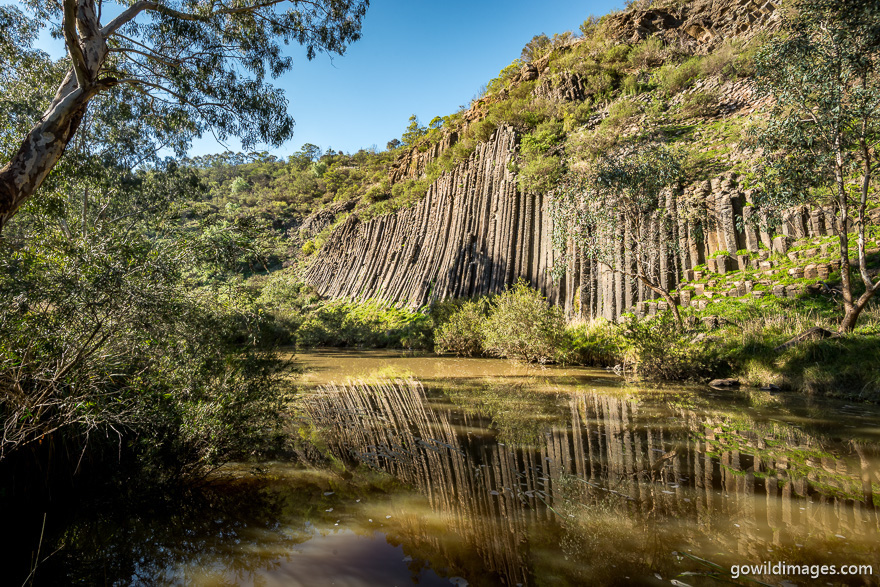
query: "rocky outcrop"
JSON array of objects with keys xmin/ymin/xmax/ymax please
[
  {"xmin": 299, "ymin": 198, "xmax": 359, "ymax": 240},
  {"xmin": 303, "ymin": 0, "xmax": 868, "ymax": 320},
  {"xmin": 306, "ymin": 126, "xmax": 577, "ymax": 310},
  {"xmin": 389, "ymin": 131, "xmax": 459, "ymax": 184},
  {"xmin": 607, "ymin": 0, "xmax": 781, "ymax": 51},
  {"xmin": 306, "ymin": 122, "xmax": 849, "ymax": 321}
]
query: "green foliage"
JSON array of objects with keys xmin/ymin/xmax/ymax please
[
  {"xmin": 521, "ymin": 32, "xmax": 575, "ymax": 63},
  {"xmin": 486, "ymin": 59, "xmax": 526, "ymax": 94},
  {"xmin": 401, "ymin": 114, "xmax": 428, "ymax": 147},
  {"xmin": 481, "ymin": 280, "xmax": 565, "ymax": 364},
  {"xmin": 601, "ymin": 43, "xmax": 631, "ymax": 65},
  {"xmin": 681, "ymin": 90, "xmax": 719, "ymax": 118},
  {"xmin": 701, "ymin": 39, "xmax": 740, "ymax": 78},
  {"xmin": 0, "ymin": 169, "xmax": 288, "ymax": 482},
  {"xmin": 296, "ymin": 299, "xmax": 432, "ymax": 349},
  {"xmin": 434, "ymin": 300, "xmax": 488, "ymax": 356},
  {"xmin": 748, "ymin": 0, "xmax": 880, "ymax": 330},
  {"xmin": 254, "ymin": 269, "xmax": 321, "ymax": 344},
  {"xmin": 562, "ymin": 320, "xmax": 623, "ymax": 366},
  {"xmin": 628, "ymin": 36, "xmax": 666, "ymax": 69},
  {"xmin": 517, "ymin": 121, "xmax": 565, "ymax": 194},
  {"xmin": 654, "ymin": 57, "xmax": 703, "ymax": 96},
  {"xmin": 621, "ymin": 313, "xmax": 723, "ymax": 380},
  {"xmin": 517, "ymin": 154, "xmax": 563, "ymax": 195}
]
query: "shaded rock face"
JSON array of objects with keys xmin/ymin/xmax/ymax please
[{"xmin": 306, "ymin": 126, "xmax": 572, "ymax": 310}]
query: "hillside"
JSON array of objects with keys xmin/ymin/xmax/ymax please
[{"xmin": 295, "ymin": 0, "xmax": 873, "ymax": 320}]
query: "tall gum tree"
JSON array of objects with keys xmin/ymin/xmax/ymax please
[
  {"xmin": 750, "ymin": 0, "xmax": 880, "ymax": 332},
  {"xmin": 0, "ymin": 0, "xmax": 369, "ymax": 231}
]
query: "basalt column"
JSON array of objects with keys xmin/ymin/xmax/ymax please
[{"xmin": 305, "ymin": 125, "xmax": 580, "ymax": 310}]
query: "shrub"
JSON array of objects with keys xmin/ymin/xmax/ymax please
[
  {"xmin": 301, "ymin": 240, "xmax": 317, "ymax": 256},
  {"xmin": 0, "ymin": 225, "xmax": 288, "ymax": 485},
  {"xmin": 655, "ymin": 57, "xmax": 703, "ymax": 96},
  {"xmin": 621, "ymin": 312, "xmax": 724, "ymax": 380},
  {"xmin": 562, "ymin": 320, "xmax": 623, "ymax": 366},
  {"xmin": 517, "ymin": 121, "xmax": 565, "ymax": 194},
  {"xmin": 434, "ymin": 300, "xmax": 487, "ymax": 356},
  {"xmin": 602, "ymin": 99, "xmax": 641, "ymax": 131},
  {"xmin": 601, "ymin": 43, "xmax": 631, "ymax": 65},
  {"xmin": 296, "ymin": 299, "xmax": 432, "ymax": 349},
  {"xmin": 621, "ymin": 74, "xmax": 641, "ymax": 96},
  {"xmin": 628, "ymin": 36, "xmax": 665, "ymax": 69},
  {"xmin": 517, "ymin": 154, "xmax": 562, "ymax": 194},
  {"xmin": 481, "ymin": 280, "xmax": 565, "ymax": 363},
  {"xmin": 584, "ymin": 70, "xmax": 617, "ymax": 99},
  {"xmin": 681, "ymin": 90, "xmax": 719, "ymax": 118},
  {"xmin": 702, "ymin": 39, "xmax": 739, "ymax": 77},
  {"xmin": 255, "ymin": 269, "xmax": 319, "ymax": 344}
]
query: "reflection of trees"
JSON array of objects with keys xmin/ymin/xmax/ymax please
[
  {"xmin": 304, "ymin": 380, "xmax": 880, "ymax": 584},
  {"xmin": 36, "ymin": 474, "xmax": 326, "ymax": 584}
]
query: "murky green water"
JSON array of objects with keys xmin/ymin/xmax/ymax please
[{"xmin": 31, "ymin": 351, "xmax": 880, "ymax": 585}]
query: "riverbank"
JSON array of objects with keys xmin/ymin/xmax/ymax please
[{"xmin": 256, "ymin": 273, "xmax": 880, "ymax": 401}]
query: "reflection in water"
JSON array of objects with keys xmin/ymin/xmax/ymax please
[
  {"xmin": 21, "ymin": 363, "xmax": 880, "ymax": 586},
  {"xmin": 302, "ymin": 379, "xmax": 880, "ymax": 585}
]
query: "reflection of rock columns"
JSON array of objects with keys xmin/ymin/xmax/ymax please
[{"xmin": 304, "ymin": 381, "xmax": 880, "ymax": 580}]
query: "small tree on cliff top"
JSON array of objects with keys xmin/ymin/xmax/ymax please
[
  {"xmin": 749, "ymin": 0, "xmax": 880, "ymax": 332},
  {"xmin": 552, "ymin": 142, "xmax": 685, "ymax": 328},
  {"xmin": 0, "ymin": 0, "xmax": 369, "ymax": 232}
]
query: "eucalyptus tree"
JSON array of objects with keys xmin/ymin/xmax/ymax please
[
  {"xmin": 750, "ymin": 0, "xmax": 880, "ymax": 332},
  {"xmin": 0, "ymin": 0, "xmax": 369, "ymax": 231},
  {"xmin": 552, "ymin": 142, "xmax": 686, "ymax": 328}
]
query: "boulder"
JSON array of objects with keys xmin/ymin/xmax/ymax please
[
  {"xmin": 772, "ymin": 236, "xmax": 791, "ymax": 254},
  {"xmin": 774, "ymin": 327, "xmax": 836, "ymax": 352},
  {"xmin": 709, "ymin": 378, "xmax": 740, "ymax": 387}
]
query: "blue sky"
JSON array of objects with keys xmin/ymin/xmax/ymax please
[{"xmin": 34, "ymin": 0, "xmax": 624, "ymax": 158}]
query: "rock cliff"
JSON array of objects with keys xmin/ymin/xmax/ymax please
[{"xmin": 303, "ymin": 0, "xmax": 874, "ymax": 320}]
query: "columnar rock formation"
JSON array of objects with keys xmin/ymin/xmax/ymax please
[
  {"xmin": 306, "ymin": 125, "xmax": 578, "ymax": 312},
  {"xmin": 304, "ymin": 122, "xmax": 845, "ymax": 320},
  {"xmin": 303, "ymin": 0, "xmax": 878, "ymax": 319}
]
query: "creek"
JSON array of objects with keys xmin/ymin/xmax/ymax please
[{"xmin": 21, "ymin": 351, "xmax": 880, "ymax": 585}]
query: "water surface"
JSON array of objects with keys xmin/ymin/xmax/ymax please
[{"xmin": 31, "ymin": 351, "xmax": 880, "ymax": 585}]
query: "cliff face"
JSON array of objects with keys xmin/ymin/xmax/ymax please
[
  {"xmin": 303, "ymin": 0, "xmax": 846, "ymax": 319},
  {"xmin": 305, "ymin": 126, "xmax": 572, "ymax": 310},
  {"xmin": 605, "ymin": 0, "xmax": 781, "ymax": 49},
  {"xmin": 305, "ymin": 120, "xmax": 842, "ymax": 320}
]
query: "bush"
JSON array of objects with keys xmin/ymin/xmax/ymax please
[
  {"xmin": 655, "ymin": 57, "xmax": 703, "ymax": 96},
  {"xmin": 562, "ymin": 320, "xmax": 623, "ymax": 366},
  {"xmin": 681, "ymin": 90, "xmax": 719, "ymax": 118},
  {"xmin": 601, "ymin": 43, "xmax": 631, "ymax": 65},
  {"xmin": 702, "ymin": 40, "xmax": 739, "ymax": 77},
  {"xmin": 481, "ymin": 280, "xmax": 565, "ymax": 363},
  {"xmin": 0, "ymin": 225, "xmax": 288, "ymax": 485},
  {"xmin": 255, "ymin": 269, "xmax": 320, "ymax": 344},
  {"xmin": 434, "ymin": 300, "xmax": 487, "ymax": 356},
  {"xmin": 296, "ymin": 299, "xmax": 432, "ymax": 349},
  {"xmin": 621, "ymin": 312, "xmax": 723, "ymax": 380},
  {"xmin": 517, "ymin": 121, "xmax": 565, "ymax": 194},
  {"xmin": 628, "ymin": 36, "xmax": 665, "ymax": 69},
  {"xmin": 601, "ymin": 99, "xmax": 641, "ymax": 131}
]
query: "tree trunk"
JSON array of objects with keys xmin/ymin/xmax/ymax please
[
  {"xmin": 839, "ymin": 287, "xmax": 878, "ymax": 332},
  {"xmin": 0, "ymin": 0, "xmax": 108, "ymax": 232},
  {"xmin": 0, "ymin": 98, "xmax": 89, "ymax": 230}
]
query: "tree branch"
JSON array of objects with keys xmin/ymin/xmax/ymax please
[{"xmin": 63, "ymin": 0, "xmax": 90, "ymax": 88}]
